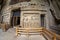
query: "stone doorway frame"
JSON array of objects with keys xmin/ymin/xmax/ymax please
[{"xmin": 10, "ymin": 8, "xmax": 21, "ymax": 27}]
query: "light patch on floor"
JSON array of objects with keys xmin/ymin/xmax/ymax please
[{"xmin": 0, "ymin": 28, "xmax": 46, "ymax": 40}]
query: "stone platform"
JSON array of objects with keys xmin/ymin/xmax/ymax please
[{"xmin": 0, "ymin": 28, "xmax": 46, "ymax": 40}]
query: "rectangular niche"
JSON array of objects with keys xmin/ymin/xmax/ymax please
[{"xmin": 23, "ymin": 13, "xmax": 40, "ymax": 28}]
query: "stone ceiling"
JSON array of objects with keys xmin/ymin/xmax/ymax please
[{"xmin": 0, "ymin": 0, "xmax": 60, "ymax": 20}]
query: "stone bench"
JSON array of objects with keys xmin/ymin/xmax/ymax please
[{"xmin": 16, "ymin": 27, "xmax": 43, "ymax": 36}]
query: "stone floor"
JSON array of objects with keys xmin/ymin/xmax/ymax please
[{"xmin": 0, "ymin": 28, "xmax": 46, "ymax": 40}]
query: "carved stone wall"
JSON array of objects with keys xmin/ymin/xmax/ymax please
[{"xmin": 1, "ymin": 0, "xmax": 56, "ymax": 29}]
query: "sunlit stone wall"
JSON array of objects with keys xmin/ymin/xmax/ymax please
[{"xmin": 1, "ymin": 0, "xmax": 56, "ymax": 29}]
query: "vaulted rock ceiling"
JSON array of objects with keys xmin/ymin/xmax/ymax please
[
  {"xmin": 10, "ymin": 0, "xmax": 31, "ymax": 5},
  {"xmin": 50, "ymin": 0, "xmax": 60, "ymax": 20},
  {"xmin": 0, "ymin": 0, "xmax": 60, "ymax": 20},
  {"xmin": 0, "ymin": 0, "xmax": 6, "ymax": 10}
]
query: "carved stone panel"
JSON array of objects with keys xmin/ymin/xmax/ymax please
[{"xmin": 23, "ymin": 13, "xmax": 40, "ymax": 28}]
